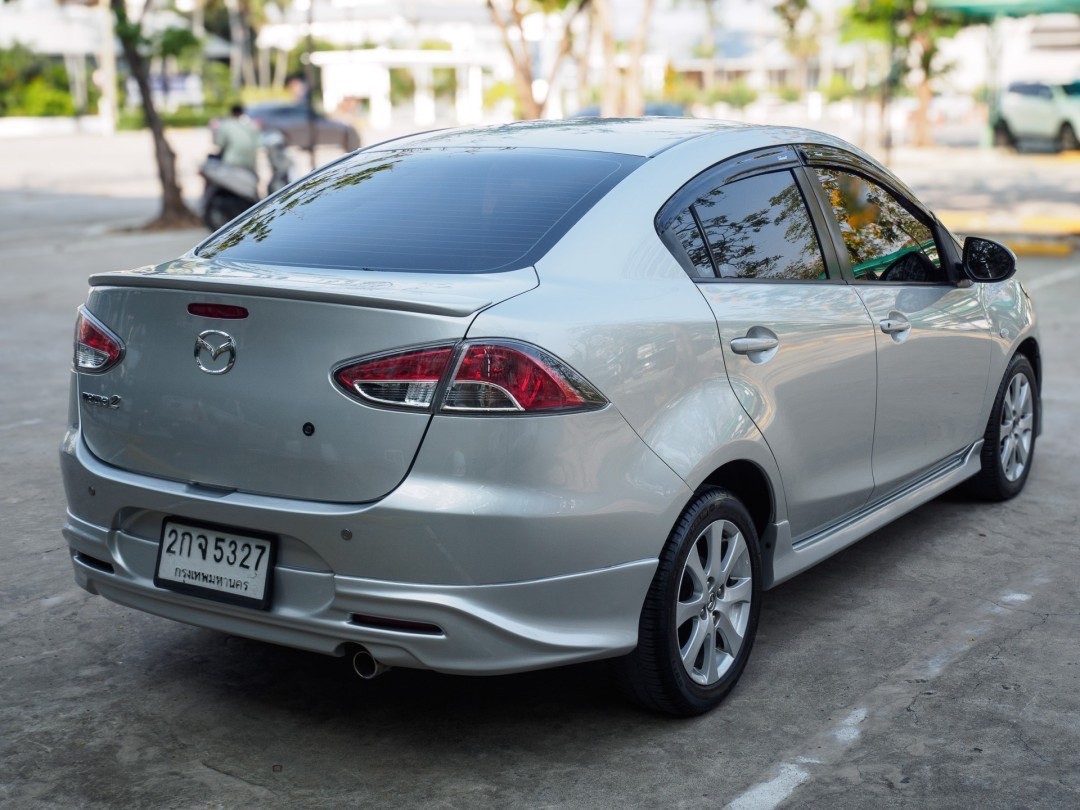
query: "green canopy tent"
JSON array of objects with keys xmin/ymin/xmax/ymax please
[{"xmin": 929, "ymin": 0, "xmax": 1080, "ymax": 15}]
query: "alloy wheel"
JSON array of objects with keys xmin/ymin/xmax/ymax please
[
  {"xmin": 675, "ymin": 519, "xmax": 753, "ymax": 686},
  {"xmin": 999, "ymin": 372, "xmax": 1034, "ymax": 482}
]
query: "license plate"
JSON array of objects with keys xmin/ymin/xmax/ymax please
[{"xmin": 154, "ymin": 518, "xmax": 276, "ymax": 610}]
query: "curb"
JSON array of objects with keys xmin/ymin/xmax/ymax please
[{"xmin": 937, "ymin": 211, "xmax": 1079, "ymax": 257}]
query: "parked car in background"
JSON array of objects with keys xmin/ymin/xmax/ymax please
[
  {"xmin": 62, "ymin": 119, "xmax": 1039, "ymax": 716},
  {"xmin": 994, "ymin": 80, "xmax": 1080, "ymax": 150},
  {"xmin": 243, "ymin": 102, "xmax": 361, "ymax": 151}
]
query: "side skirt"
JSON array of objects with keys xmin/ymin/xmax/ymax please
[{"xmin": 762, "ymin": 441, "xmax": 984, "ymax": 589}]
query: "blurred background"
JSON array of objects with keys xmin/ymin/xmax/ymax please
[{"xmin": 1, "ymin": 0, "xmax": 1078, "ymax": 242}]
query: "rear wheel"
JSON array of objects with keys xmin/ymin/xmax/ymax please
[
  {"xmin": 615, "ymin": 488, "xmax": 761, "ymax": 716},
  {"xmin": 993, "ymin": 120, "xmax": 1016, "ymax": 148},
  {"xmin": 1059, "ymin": 123, "xmax": 1079, "ymax": 151},
  {"xmin": 966, "ymin": 354, "xmax": 1038, "ymax": 501}
]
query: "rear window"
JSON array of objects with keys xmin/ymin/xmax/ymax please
[{"xmin": 197, "ymin": 147, "xmax": 642, "ymax": 273}]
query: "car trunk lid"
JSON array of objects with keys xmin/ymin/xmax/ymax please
[{"xmin": 77, "ymin": 258, "xmax": 537, "ymax": 503}]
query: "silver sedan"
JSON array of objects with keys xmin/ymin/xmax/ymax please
[{"xmin": 61, "ymin": 119, "xmax": 1040, "ymax": 715}]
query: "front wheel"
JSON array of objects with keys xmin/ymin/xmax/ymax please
[
  {"xmin": 966, "ymin": 354, "xmax": 1039, "ymax": 501},
  {"xmin": 615, "ymin": 488, "xmax": 761, "ymax": 716}
]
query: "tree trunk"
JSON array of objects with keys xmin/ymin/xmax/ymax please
[
  {"xmin": 111, "ymin": 0, "xmax": 200, "ymax": 229},
  {"xmin": 702, "ymin": 0, "xmax": 719, "ymax": 92},
  {"xmin": 624, "ymin": 0, "xmax": 655, "ymax": 117},
  {"xmin": 912, "ymin": 33, "xmax": 934, "ymax": 148},
  {"xmin": 486, "ymin": 0, "xmax": 542, "ymax": 119},
  {"xmin": 273, "ymin": 48, "xmax": 288, "ymax": 91},
  {"xmin": 225, "ymin": 0, "xmax": 245, "ymax": 90},
  {"xmin": 593, "ymin": 0, "xmax": 619, "ymax": 116}
]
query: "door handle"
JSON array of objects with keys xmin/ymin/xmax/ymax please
[
  {"xmin": 879, "ymin": 318, "xmax": 911, "ymax": 335},
  {"xmin": 730, "ymin": 336, "xmax": 780, "ymax": 355}
]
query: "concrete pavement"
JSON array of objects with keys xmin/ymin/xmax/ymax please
[{"xmin": 1, "ymin": 128, "xmax": 1079, "ymax": 808}]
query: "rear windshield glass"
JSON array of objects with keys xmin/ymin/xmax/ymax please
[{"xmin": 197, "ymin": 147, "xmax": 642, "ymax": 273}]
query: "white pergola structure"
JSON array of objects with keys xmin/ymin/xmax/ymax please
[{"xmin": 311, "ymin": 48, "xmax": 507, "ymax": 132}]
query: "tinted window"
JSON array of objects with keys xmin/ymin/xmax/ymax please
[
  {"xmin": 815, "ymin": 168, "xmax": 945, "ymax": 283},
  {"xmin": 688, "ymin": 171, "xmax": 826, "ymax": 281},
  {"xmin": 666, "ymin": 206, "xmax": 713, "ymax": 279},
  {"xmin": 198, "ymin": 148, "xmax": 640, "ymax": 273}
]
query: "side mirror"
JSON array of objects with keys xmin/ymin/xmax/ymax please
[{"xmin": 962, "ymin": 236, "xmax": 1016, "ymax": 283}]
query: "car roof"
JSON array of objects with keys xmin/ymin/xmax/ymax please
[
  {"xmin": 367, "ymin": 118, "xmax": 751, "ymax": 158},
  {"xmin": 367, "ymin": 117, "xmax": 867, "ymax": 160}
]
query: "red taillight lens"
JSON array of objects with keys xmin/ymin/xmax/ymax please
[
  {"xmin": 333, "ymin": 341, "xmax": 607, "ymax": 414},
  {"xmin": 74, "ymin": 309, "xmax": 123, "ymax": 373},
  {"xmin": 334, "ymin": 345, "xmax": 454, "ymax": 409},
  {"xmin": 445, "ymin": 342, "xmax": 605, "ymax": 413}
]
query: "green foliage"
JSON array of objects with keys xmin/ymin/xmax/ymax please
[
  {"xmin": 712, "ymin": 81, "xmax": 758, "ymax": 110},
  {"xmin": 844, "ymin": 0, "xmax": 967, "ymax": 79},
  {"xmin": 286, "ymin": 39, "xmax": 351, "ymax": 79},
  {"xmin": 389, "ymin": 68, "xmax": 415, "ymax": 105},
  {"xmin": 0, "ymin": 42, "xmax": 76, "ymax": 117},
  {"xmin": 483, "ymin": 79, "xmax": 516, "ymax": 110},
  {"xmin": 118, "ymin": 105, "xmax": 225, "ymax": 130},
  {"xmin": 823, "ymin": 73, "xmax": 856, "ymax": 102},
  {"xmin": 777, "ymin": 85, "xmax": 801, "ymax": 103},
  {"xmin": 158, "ymin": 27, "xmax": 201, "ymax": 60},
  {"xmin": 203, "ymin": 61, "xmax": 236, "ymax": 108}
]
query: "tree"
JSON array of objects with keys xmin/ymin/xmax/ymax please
[
  {"xmin": 485, "ymin": 0, "xmax": 591, "ymax": 119},
  {"xmin": 773, "ymin": 0, "xmax": 820, "ymax": 93},
  {"xmin": 111, "ymin": 0, "xmax": 200, "ymax": 228},
  {"xmin": 590, "ymin": 0, "xmax": 657, "ymax": 117},
  {"xmin": 845, "ymin": 0, "xmax": 967, "ymax": 148}
]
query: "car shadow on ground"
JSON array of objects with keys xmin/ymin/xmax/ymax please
[{"xmin": 131, "ymin": 485, "xmax": 1003, "ymax": 733}]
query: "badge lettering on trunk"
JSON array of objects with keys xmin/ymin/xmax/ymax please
[{"xmin": 195, "ymin": 330, "xmax": 236, "ymax": 375}]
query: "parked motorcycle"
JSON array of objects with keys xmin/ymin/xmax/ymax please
[{"xmin": 200, "ymin": 129, "xmax": 294, "ymax": 231}]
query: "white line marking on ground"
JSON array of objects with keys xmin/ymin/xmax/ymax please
[
  {"xmin": 722, "ymin": 575, "xmax": 1052, "ymax": 808},
  {"xmin": 832, "ymin": 707, "xmax": 867, "ymax": 744},
  {"xmin": 1001, "ymin": 592, "xmax": 1032, "ymax": 603},
  {"xmin": 725, "ymin": 763, "xmax": 812, "ymax": 810},
  {"xmin": 1023, "ymin": 263, "xmax": 1080, "ymax": 292}
]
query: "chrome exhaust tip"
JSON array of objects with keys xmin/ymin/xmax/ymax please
[{"xmin": 352, "ymin": 647, "xmax": 390, "ymax": 680}]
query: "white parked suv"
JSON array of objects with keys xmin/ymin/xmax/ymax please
[{"xmin": 995, "ymin": 81, "xmax": 1080, "ymax": 150}]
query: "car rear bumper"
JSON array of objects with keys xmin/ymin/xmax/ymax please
[
  {"xmin": 59, "ymin": 405, "xmax": 686, "ymax": 673},
  {"xmin": 65, "ymin": 512, "xmax": 655, "ymax": 673}
]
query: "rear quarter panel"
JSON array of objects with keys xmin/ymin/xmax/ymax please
[{"xmin": 468, "ymin": 139, "xmax": 789, "ymax": 530}]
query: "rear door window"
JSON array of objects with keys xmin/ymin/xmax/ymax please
[
  {"xmin": 663, "ymin": 170, "xmax": 827, "ymax": 281},
  {"xmin": 197, "ymin": 148, "xmax": 642, "ymax": 273}
]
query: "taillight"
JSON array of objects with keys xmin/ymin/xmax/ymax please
[
  {"xmin": 334, "ymin": 345, "xmax": 454, "ymax": 409},
  {"xmin": 332, "ymin": 341, "xmax": 606, "ymax": 414},
  {"xmin": 444, "ymin": 342, "xmax": 605, "ymax": 413},
  {"xmin": 74, "ymin": 308, "xmax": 124, "ymax": 373}
]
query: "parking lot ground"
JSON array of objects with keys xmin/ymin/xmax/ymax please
[{"xmin": 1, "ymin": 133, "xmax": 1079, "ymax": 807}]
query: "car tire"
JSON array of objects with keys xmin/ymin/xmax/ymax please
[
  {"xmin": 1059, "ymin": 123, "xmax": 1079, "ymax": 151},
  {"xmin": 993, "ymin": 121, "xmax": 1016, "ymax": 148},
  {"xmin": 966, "ymin": 354, "xmax": 1038, "ymax": 501},
  {"xmin": 614, "ymin": 488, "xmax": 761, "ymax": 716},
  {"xmin": 203, "ymin": 190, "xmax": 253, "ymax": 232}
]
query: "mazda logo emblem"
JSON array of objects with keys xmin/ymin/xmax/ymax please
[{"xmin": 194, "ymin": 330, "xmax": 236, "ymax": 375}]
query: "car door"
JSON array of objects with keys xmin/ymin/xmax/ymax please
[
  {"xmin": 804, "ymin": 153, "xmax": 992, "ymax": 501},
  {"xmin": 1007, "ymin": 84, "xmax": 1056, "ymax": 138},
  {"xmin": 657, "ymin": 147, "xmax": 878, "ymax": 540}
]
